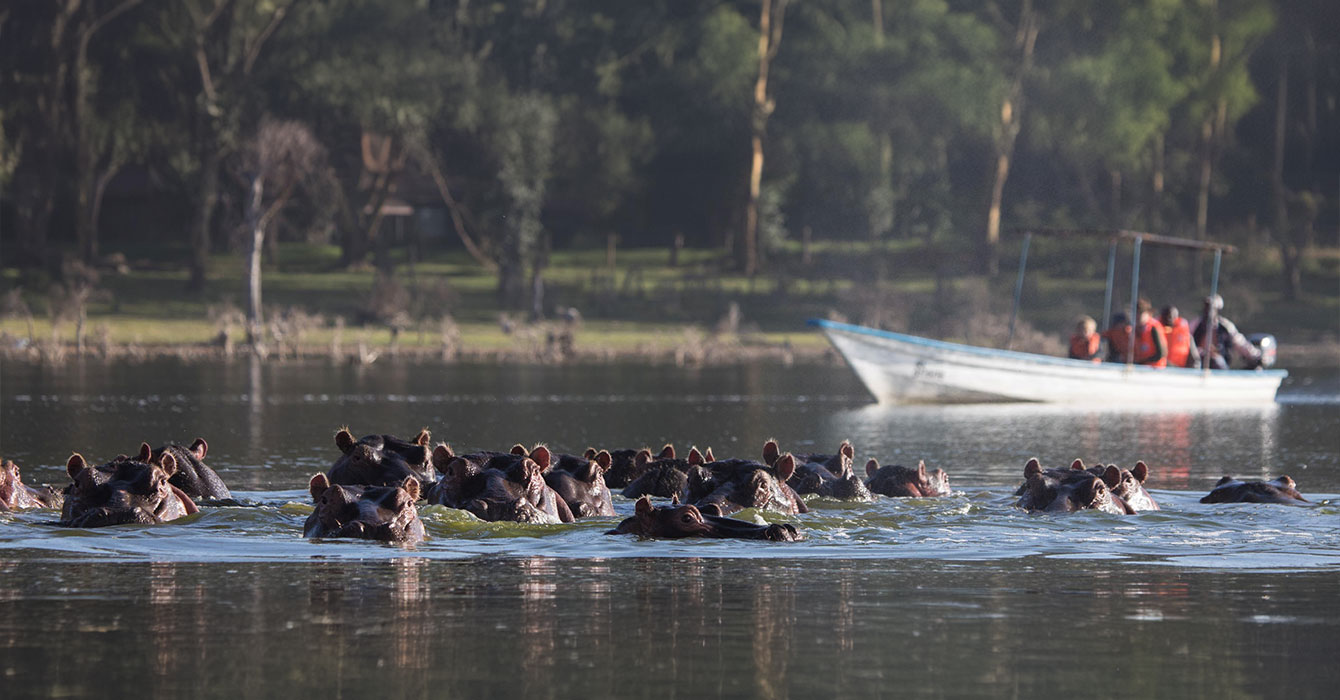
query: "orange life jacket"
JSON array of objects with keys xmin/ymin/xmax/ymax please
[
  {"xmin": 1134, "ymin": 319, "xmax": 1167, "ymax": 368},
  {"xmin": 1069, "ymin": 333, "xmax": 1101, "ymax": 362},
  {"xmin": 1163, "ymin": 318, "xmax": 1193, "ymax": 368},
  {"xmin": 1101, "ymin": 325, "xmax": 1131, "ymax": 362}
]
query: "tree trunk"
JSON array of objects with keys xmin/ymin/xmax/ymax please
[
  {"xmin": 244, "ymin": 174, "xmax": 266, "ymax": 346},
  {"xmin": 984, "ymin": 0, "xmax": 1037, "ymax": 277},
  {"xmin": 742, "ymin": 0, "xmax": 787, "ymax": 278},
  {"xmin": 189, "ymin": 149, "xmax": 220, "ymax": 292}
]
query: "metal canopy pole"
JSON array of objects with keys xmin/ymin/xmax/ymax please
[
  {"xmin": 1203, "ymin": 248, "xmax": 1223, "ymax": 375},
  {"xmin": 1125, "ymin": 236, "xmax": 1142, "ymax": 367},
  {"xmin": 1007, "ymin": 232, "xmax": 1032, "ymax": 350},
  {"xmin": 1102, "ymin": 239, "xmax": 1117, "ymax": 329}
]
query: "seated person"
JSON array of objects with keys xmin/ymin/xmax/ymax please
[
  {"xmin": 1068, "ymin": 316, "xmax": 1102, "ymax": 362},
  {"xmin": 1160, "ymin": 305, "xmax": 1200, "ymax": 368},
  {"xmin": 1190, "ymin": 295, "xmax": 1263, "ymax": 369},
  {"xmin": 1100, "ymin": 312, "xmax": 1132, "ymax": 363},
  {"xmin": 1131, "ymin": 298, "xmax": 1167, "ymax": 367}
]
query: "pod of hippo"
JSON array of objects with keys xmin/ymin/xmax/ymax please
[{"xmin": 0, "ymin": 430, "xmax": 1314, "ymax": 545}]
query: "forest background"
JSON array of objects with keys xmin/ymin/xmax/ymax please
[{"xmin": 1, "ymin": 0, "xmax": 1336, "ymax": 363}]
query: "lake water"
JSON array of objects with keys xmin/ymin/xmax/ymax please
[{"xmin": 1, "ymin": 358, "xmax": 1338, "ymax": 698}]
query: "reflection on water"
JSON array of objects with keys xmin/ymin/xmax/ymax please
[{"xmin": 1, "ymin": 359, "xmax": 1338, "ymax": 698}]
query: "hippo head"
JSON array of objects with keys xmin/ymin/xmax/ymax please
[
  {"xmin": 426, "ymin": 447, "xmax": 482, "ymax": 507},
  {"xmin": 305, "ymin": 473, "xmax": 425, "ymax": 544},
  {"xmin": 865, "ymin": 459, "xmax": 951, "ymax": 498},
  {"xmin": 331, "ymin": 428, "xmax": 434, "ymax": 487},
  {"xmin": 0, "ymin": 459, "xmax": 32, "ymax": 510},
  {"xmin": 1200, "ymin": 475, "xmax": 1309, "ymax": 505},
  {"xmin": 609, "ymin": 496, "xmax": 802, "ymax": 541},
  {"xmin": 1016, "ymin": 459, "xmax": 1130, "ymax": 515},
  {"xmin": 1099, "ymin": 462, "xmax": 1159, "ymax": 511},
  {"xmin": 60, "ymin": 444, "xmax": 199, "ymax": 527},
  {"xmin": 738, "ymin": 454, "xmax": 805, "ymax": 513}
]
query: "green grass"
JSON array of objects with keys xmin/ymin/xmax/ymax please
[{"xmin": 3, "ymin": 238, "xmax": 1336, "ymax": 354}]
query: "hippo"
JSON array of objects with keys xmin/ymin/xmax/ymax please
[
  {"xmin": 1, "ymin": 459, "xmax": 64, "ymax": 510},
  {"xmin": 304, "ymin": 473, "xmax": 425, "ymax": 544},
  {"xmin": 544, "ymin": 449, "xmax": 617, "ymax": 517},
  {"xmin": 607, "ymin": 496, "xmax": 802, "ymax": 541},
  {"xmin": 148, "ymin": 438, "xmax": 232, "ymax": 500},
  {"xmin": 793, "ymin": 440, "xmax": 855, "ymax": 474},
  {"xmin": 1014, "ymin": 458, "xmax": 1132, "ymax": 514},
  {"xmin": 865, "ymin": 459, "xmax": 951, "ymax": 498},
  {"xmin": 689, "ymin": 453, "xmax": 808, "ymax": 516},
  {"xmin": 1200, "ymin": 476, "xmax": 1309, "ymax": 505},
  {"xmin": 786, "ymin": 441, "xmax": 872, "ymax": 500},
  {"xmin": 328, "ymin": 427, "xmax": 437, "ymax": 488},
  {"xmin": 60, "ymin": 445, "xmax": 199, "ymax": 527},
  {"xmin": 621, "ymin": 446, "xmax": 710, "ymax": 500},
  {"xmin": 424, "ymin": 445, "xmax": 575, "ymax": 524},
  {"xmin": 1012, "ymin": 459, "xmax": 1157, "ymax": 511},
  {"xmin": 603, "ymin": 445, "xmax": 674, "ymax": 488}
]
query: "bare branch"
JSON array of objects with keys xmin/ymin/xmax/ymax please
[{"xmin": 243, "ymin": 0, "xmax": 300, "ymax": 76}]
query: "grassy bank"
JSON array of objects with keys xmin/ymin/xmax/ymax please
[{"xmin": 2, "ymin": 237, "xmax": 1337, "ymax": 366}]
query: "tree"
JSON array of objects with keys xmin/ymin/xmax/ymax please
[{"xmin": 742, "ymin": 0, "xmax": 789, "ymax": 277}]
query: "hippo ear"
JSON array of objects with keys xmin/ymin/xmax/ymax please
[
  {"xmin": 865, "ymin": 459, "xmax": 879, "ymax": 478},
  {"xmin": 775, "ymin": 454, "xmax": 795, "ymax": 481},
  {"xmin": 688, "ymin": 447, "xmax": 704, "ymax": 465},
  {"xmin": 66, "ymin": 454, "xmax": 89, "ymax": 479},
  {"xmin": 583, "ymin": 447, "xmax": 597, "ymax": 460},
  {"xmin": 704, "ymin": 447, "xmax": 715, "ymax": 463},
  {"xmin": 1070, "ymin": 459, "xmax": 1085, "ymax": 471},
  {"xmin": 401, "ymin": 476, "xmax": 421, "ymax": 501},
  {"xmin": 528, "ymin": 445, "xmax": 551, "ymax": 471},
  {"xmin": 635, "ymin": 449, "xmax": 652, "ymax": 466},
  {"xmin": 699, "ymin": 502, "xmax": 724, "ymax": 517},
  {"xmin": 190, "ymin": 438, "xmax": 208, "ymax": 461},
  {"xmin": 510, "ymin": 444, "xmax": 527, "ymax": 457},
  {"xmin": 1101, "ymin": 465, "xmax": 1121, "ymax": 488},
  {"xmin": 840, "ymin": 441, "xmax": 854, "ymax": 461},
  {"xmin": 670, "ymin": 493, "xmax": 680, "ymax": 505},
  {"xmin": 1215, "ymin": 475, "xmax": 1235, "ymax": 486},
  {"xmin": 1025, "ymin": 458, "xmax": 1042, "ymax": 478},
  {"xmin": 158, "ymin": 451, "xmax": 178, "ymax": 476},
  {"xmin": 635, "ymin": 495, "xmax": 653, "ymax": 516},
  {"xmin": 917, "ymin": 460, "xmax": 928, "ymax": 480},
  {"xmin": 336, "ymin": 428, "xmax": 355, "ymax": 454},
  {"xmin": 594, "ymin": 450, "xmax": 612, "ymax": 471},
  {"xmin": 309, "ymin": 473, "xmax": 330, "ymax": 499},
  {"xmin": 658, "ymin": 444, "xmax": 675, "ymax": 460},
  {"xmin": 431, "ymin": 444, "xmax": 455, "ymax": 469},
  {"xmin": 762, "ymin": 439, "xmax": 780, "ymax": 466},
  {"xmin": 137, "ymin": 442, "xmax": 153, "ymax": 463},
  {"xmin": 1132, "ymin": 461, "xmax": 1149, "ymax": 482},
  {"xmin": 413, "ymin": 428, "xmax": 431, "ymax": 446}
]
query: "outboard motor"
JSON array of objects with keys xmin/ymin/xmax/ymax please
[{"xmin": 1247, "ymin": 333, "xmax": 1277, "ymax": 369}]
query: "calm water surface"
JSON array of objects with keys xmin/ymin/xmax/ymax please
[{"xmin": 1, "ymin": 358, "xmax": 1338, "ymax": 698}]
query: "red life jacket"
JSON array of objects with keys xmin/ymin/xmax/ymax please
[
  {"xmin": 1101, "ymin": 325, "xmax": 1131, "ymax": 362},
  {"xmin": 1163, "ymin": 318, "xmax": 1193, "ymax": 368},
  {"xmin": 1069, "ymin": 333, "xmax": 1101, "ymax": 362},
  {"xmin": 1134, "ymin": 320, "xmax": 1167, "ymax": 368}
]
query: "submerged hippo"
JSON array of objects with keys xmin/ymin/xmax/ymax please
[
  {"xmin": 305, "ymin": 473, "xmax": 425, "ymax": 544},
  {"xmin": 148, "ymin": 438, "xmax": 232, "ymax": 500},
  {"xmin": 865, "ymin": 459, "xmax": 951, "ymax": 498},
  {"xmin": 621, "ymin": 446, "xmax": 710, "ymax": 500},
  {"xmin": 1014, "ymin": 458, "xmax": 1132, "ymax": 515},
  {"xmin": 1200, "ymin": 476, "xmax": 1309, "ymax": 505},
  {"xmin": 424, "ymin": 445, "xmax": 575, "ymax": 524},
  {"xmin": 603, "ymin": 445, "xmax": 674, "ymax": 488},
  {"xmin": 0, "ymin": 459, "xmax": 63, "ymax": 510},
  {"xmin": 689, "ymin": 452, "xmax": 808, "ymax": 516},
  {"xmin": 545, "ymin": 449, "xmax": 617, "ymax": 517},
  {"xmin": 60, "ymin": 445, "xmax": 199, "ymax": 527},
  {"xmin": 607, "ymin": 496, "xmax": 802, "ymax": 541},
  {"xmin": 328, "ymin": 427, "xmax": 437, "ymax": 488},
  {"xmin": 1086, "ymin": 460, "xmax": 1159, "ymax": 512},
  {"xmin": 785, "ymin": 442, "xmax": 871, "ymax": 500}
]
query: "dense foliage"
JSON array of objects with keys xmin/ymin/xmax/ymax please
[{"xmin": 1, "ymin": 0, "xmax": 1335, "ymax": 305}]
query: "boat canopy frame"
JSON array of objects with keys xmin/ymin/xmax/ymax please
[{"xmin": 1006, "ymin": 228, "xmax": 1236, "ymax": 374}]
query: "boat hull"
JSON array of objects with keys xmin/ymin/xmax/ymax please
[{"xmin": 812, "ymin": 320, "xmax": 1287, "ymax": 405}]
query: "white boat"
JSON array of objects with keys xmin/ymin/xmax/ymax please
[
  {"xmin": 813, "ymin": 228, "xmax": 1287, "ymax": 405},
  {"xmin": 812, "ymin": 319, "xmax": 1287, "ymax": 404}
]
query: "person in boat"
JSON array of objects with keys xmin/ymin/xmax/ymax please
[
  {"xmin": 1160, "ymin": 305, "xmax": 1200, "ymax": 369},
  {"xmin": 1068, "ymin": 316, "xmax": 1102, "ymax": 362},
  {"xmin": 1100, "ymin": 312, "xmax": 1132, "ymax": 363},
  {"xmin": 1131, "ymin": 299, "xmax": 1168, "ymax": 367},
  {"xmin": 1191, "ymin": 295, "xmax": 1263, "ymax": 370}
]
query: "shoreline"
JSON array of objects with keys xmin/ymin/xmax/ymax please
[{"xmin": 1, "ymin": 335, "xmax": 1335, "ymax": 370}]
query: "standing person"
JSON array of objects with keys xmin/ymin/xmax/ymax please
[
  {"xmin": 1160, "ymin": 305, "xmax": 1200, "ymax": 368},
  {"xmin": 1191, "ymin": 295, "xmax": 1263, "ymax": 369},
  {"xmin": 1101, "ymin": 312, "xmax": 1132, "ymax": 363},
  {"xmin": 1068, "ymin": 316, "xmax": 1102, "ymax": 362},
  {"xmin": 1132, "ymin": 299, "xmax": 1168, "ymax": 367}
]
